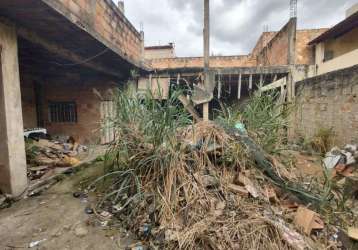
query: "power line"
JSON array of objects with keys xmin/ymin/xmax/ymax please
[{"xmin": 52, "ymin": 48, "xmax": 110, "ymax": 67}]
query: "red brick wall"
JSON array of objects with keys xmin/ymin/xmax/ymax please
[
  {"xmin": 21, "ymin": 77, "xmax": 37, "ymax": 129},
  {"xmin": 42, "ymin": 80, "xmax": 116, "ymax": 144},
  {"xmin": 251, "ymin": 32, "xmax": 277, "ymax": 57},
  {"xmin": 256, "ymin": 21, "xmax": 292, "ymax": 66},
  {"xmin": 295, "ymin": 29, "xmax": 328, "ymax": 65},
  {"xmin": 146, "ymin": 26, "xmax": 325, "ymax": 71},
  {"xmin": 256, "ymin": 23, "xmax": 327, "ymax": 66},
  {"xmin": 148, "ymin": 55, "xmax": 256, "ymax": 70},
  {"xmin": 20, "ymin": 75, "xmax": 116, "ymax": 144},
  {"xmin": 53, "ymin": 0, "xmax": 142, "ymax": 63}
]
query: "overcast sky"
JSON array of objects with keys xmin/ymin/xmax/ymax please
[{"xmin": 115, "ymin": 0, "xmax": 356, "ymax": 57}]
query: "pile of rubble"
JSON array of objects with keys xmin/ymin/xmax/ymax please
[
  {"xmin": 26, "ymin": 137, "xmax": 88, "ymax": 182},
  {"xmin": 83, "ymin": 121, "xmax": 358, "ymax": 250}
]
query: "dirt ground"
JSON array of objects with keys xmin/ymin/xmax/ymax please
[{"xmin": 0, "ymin": 164, "xmax": 134, "ymax": 250}]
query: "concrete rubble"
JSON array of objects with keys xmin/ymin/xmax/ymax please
[{"xmin": 26, "ymin": 137, "xmax": 87, "ymax": 181}]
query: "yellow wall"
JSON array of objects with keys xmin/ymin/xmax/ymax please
[
  {"xmin": 315, "ymin": 27, "xmax": 358, "ymax": 75},
  {"xmin": 317, "ymin": 48, "xmax": 358, "ymax": 75},
  {"xmin": 324, "ymin": 28, "xmax": 358, "ymax": 59}
]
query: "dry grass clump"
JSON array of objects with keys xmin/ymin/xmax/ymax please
[
  {"xmin": 88, "ymin": 89, "xmax": 330, "ymax": 249},
  {"xmin": 310, "ymin": 127, "xmax": 336, "ymax": 155}
]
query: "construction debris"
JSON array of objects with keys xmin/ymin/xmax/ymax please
[
  {"xmin": 57, "ymin": 90, "xmax": 356, "ymax": 249},
  {"xmin": 294, "ymin": 206, "xmax": 324, "ymax": 235},
  {"xmin": 0, "ymin": 194, "xmax": 11, "ymax": 209},
  {"xmin": 323, "ymin": 144, "xmax": 358, "ymax": 171},
  {"xmin": 26, "ymin": 137, "xmax": 87, "ymax": 181},
  {"xmin": 29, "ymin": 239, "xmax": 47, "ymax": 248},
  {"xmin": 348, "ymin": 227, "xmax": 358, "ymax": 241}
]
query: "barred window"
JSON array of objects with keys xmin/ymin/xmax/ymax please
[{"xmin": 48, "ymin": 102, "xmax": 77, "ymax": 123}]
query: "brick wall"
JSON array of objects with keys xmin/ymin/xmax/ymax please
[
  {"xmin": 256, "ymin": 20, "xmax": 293, "ymax": 66},
  {"xmin": 42, "ymin": 80, "xmax": 116, "ymax": 144},
  {"xmin": 20, "ymin": 77, "xmax": 116, "ymax": 144},
  {"xmin": 148, "ymin": 55, "xmax": 257, "ymax": 70},
  {"xmin": 293, "ymin": 65, "xmax": 358, "ymax": 146},
  {"xmin": 145, "ymin": 22, "xmax": 326, "ymax": 70},
  {"xmin": 144, "ymin": 46, "xmax": 175, "ymax": 60},
  {"xmin": 251, "ymin": 32, "xmax": 277, "ymax": 57},
  {"xmin": 51, "ymin": 0, "xmax": 142, "ymax": 63},
  {"xmin": 296, "ymin": 29, "xmax": 328, "ymax": 65},
  {"xmin": 21, "ymin": 78, "xmax": 37, "ymax": 129},
  {"xmin": 256, "ymin": 19, "xmax": 326, "ymax": 66}
]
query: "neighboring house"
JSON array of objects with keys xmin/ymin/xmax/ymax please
[
  {"xmin": 293, "ymin": 4, "xmax": 358, "ymax": 147},
  {"xmin": 309, "ymin": 5, "xmax": 358, "ymax": 75}
]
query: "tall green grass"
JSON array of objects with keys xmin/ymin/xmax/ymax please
[{"xmin": 217, "ymin": 91, "xmax": 290, "ymax": 152}]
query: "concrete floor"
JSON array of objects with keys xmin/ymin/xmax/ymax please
[{"xmin": 0, "ymin": 163, "xmax": 134, "ymax": 250}]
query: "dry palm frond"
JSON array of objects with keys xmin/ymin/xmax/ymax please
[{"xmin": 88, "ymin": 89, "xmax": 331, "ymax": 250}]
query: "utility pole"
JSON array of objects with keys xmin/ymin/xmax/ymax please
[{"xmin": 203, "ymin": 0, "xmax": 210, "ymax": 121}]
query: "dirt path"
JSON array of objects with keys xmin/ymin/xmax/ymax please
[{"xmin": 0, "ymin": 164, "xmax": 134, "ymax": 250}]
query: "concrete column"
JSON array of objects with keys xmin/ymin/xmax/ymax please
[
  {"xmin": 140, "ymin": 31, "xmax": 145, "ymax": 63},
  {"xmin": 259, "ymin": 74, "xmax": 263, "ymax": 95},
  {"xmin": 218, "ymin": 75, "xmax": 222, "ymax": 99},
  {"xmin": 203, "ymin": 103, "xmax": 209, "ymax": 121},
  {"xmin": 203, "ymin": 0, "xmax": 210, "ymax": 76},
  {"xmin": 259, "ymin": 74, "xmax": 263, "ymax": 89},
  {"xmin": 288, "ymin": 17, "xmax": 297, "ymax": 66},
  {"xmin": 0, "ymin": 22, "xmax": 28, "ymax": 196},
  {"xmin": 249, "ymin": 74, "xmax": 253, "ymax": 89},
  {"xmin": 203, "ymin": 0, "xmax": 210, "ymax": 122},
  {"xmin": 287, "ymin": 17, "xmax": 297, "ymax": 102},
  {"xmin": 237, "ymin": 74, "xmax": 242, "ymax": 99}
]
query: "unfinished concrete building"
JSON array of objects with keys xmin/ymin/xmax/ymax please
[
  {"xmin": 141, "ymin": 5, "xmax": 358, "ymax": 146},
  {"xmin": 0, "ymin": 0, "xmax": 147, "ymax": 195},
  {"xmin": 141, "ymin": 18, "xmax": 325, "ymax": 111},
  {"xmin": 0, "ymin": 0, "xmax": 357, "ymax": 199}
]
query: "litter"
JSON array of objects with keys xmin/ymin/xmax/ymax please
[
  {"xmin": 228, "ymin": 184, "xmax": 249, "ymax": 196},
  {"xmin": 323, "ymin": 144, "xmax": 358, "ymax": 169},
  {"xmin": 323, "ymin": 151, "xmax": 342, "ymax": 169},
  {"xmin": 348, "ymin": 227, "xmax": 358, "ymax": 241},
  {"xmin": 84, "ymin": 207, "xmax": 94, "ymax": 214},
  {"xmin": 294, "ymin": 206, "xmax": 324, "ymax": 235},
  {"xmin": 29, "ymin": 239, "xmax": 47, "ymax": 248}
]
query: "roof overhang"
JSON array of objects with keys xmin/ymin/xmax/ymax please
[
  {"xmin": 309, "ymin": 11, "xmax": 358, "ymax": 45},
  {"xmin": 150, "ymin": 66, "xmax": 290, "ymax": 76},
  {"xmin": 0, "ymin": 0, "xmax": 149, "ymax": 80}
]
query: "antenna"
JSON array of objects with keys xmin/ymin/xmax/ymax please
[
  {"xmin": 140, "ymin": 22, "xmax": 144, "ymax": 32},
  {"xmin": 290, "ymin": 0, "xmax": 297, "ymax": 18}
]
